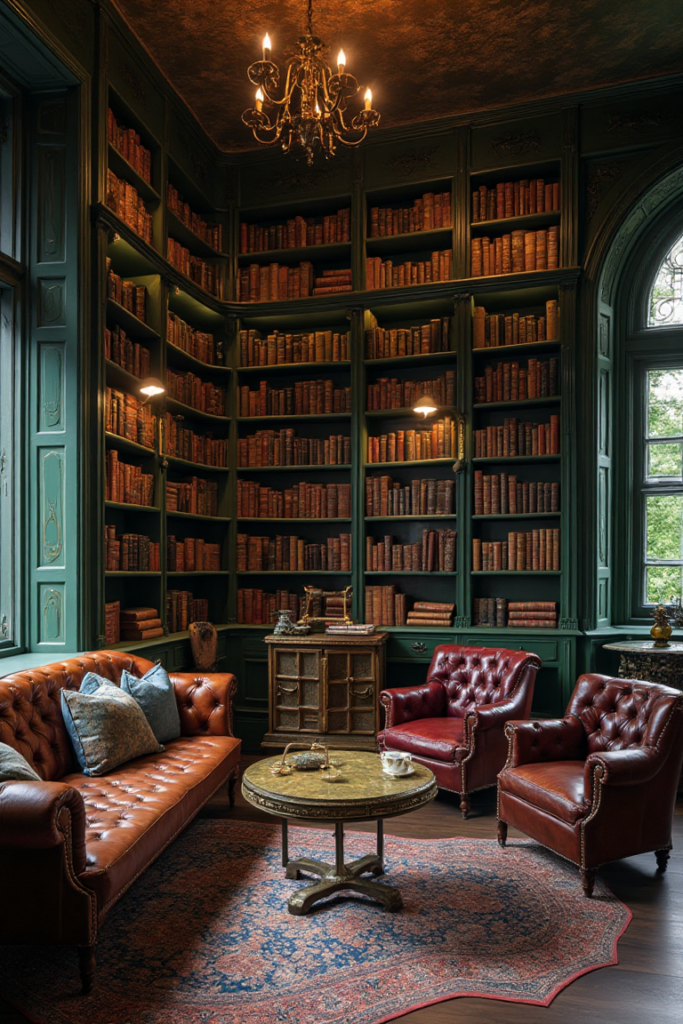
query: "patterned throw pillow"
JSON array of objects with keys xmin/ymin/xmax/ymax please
[
  {"xmin": 120, "ymin": 662, "xmax": 181, "ymax": 744},
  {"xmin": 61, "ymin": 681, "xmax": 163, "ymax": 776},
  {"xmin": 0, "ymin": 742, "xmax": 41, "ymax": 782}
]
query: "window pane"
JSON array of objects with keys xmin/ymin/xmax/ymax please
[
  {"xmin": 647, "ymin": 442, "xmax": 683, "ymax": 479},
  {"xmin": 648, "ymin": 232, "xmax": 683, "ymax": 326},
  {"xmin": 647, "ymin": 368, "xmax": 683, "ymax": 438},
  {"xmin": 645, "ymin": 494, "xmax": 683, "ymax": 560},
  {"xmin": 645, "ymin": 565, "xmax": 683, "ymax": 605},
  {"xmin": 0, "ymin": 286, "xmax": 15, "ymax": 646}
]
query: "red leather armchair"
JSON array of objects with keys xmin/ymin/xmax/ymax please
[
  {"xmin": 378, "ymin": 645, "xmax": 541, "ymax": 817},
  {"xmin": 497, "ymin": 673, "xmax": 683, "ymax": 896}
]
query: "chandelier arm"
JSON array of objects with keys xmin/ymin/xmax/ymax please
[{"xmin": 261, "ymin": 63, "xmax": 298, "ymax": 108}]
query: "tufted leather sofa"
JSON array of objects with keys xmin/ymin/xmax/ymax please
[
  {"xmin": 0, "ymin": 650, "xmax": 240, "ymax": 991},
  {"xmin": 378, "ymin": 645, "xmax": 541, "ymax": 817},
  {"xmin": 497, "ymin": 673, "xmax": 683, "ymax": 895}
]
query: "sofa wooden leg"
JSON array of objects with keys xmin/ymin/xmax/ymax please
[
  {"xmin": 78, "ymin": 945, "xmax": 96, "ymax": 993},
  {"xmin": 656, "ymin": 849, "xmax": 671, "ymax": 873},
  {"xmin": 460, "ymin": 794, "xmax": 471, "ymax": 819},
  {"xmin": 581, "ymin": 869, "xmax": 596, "ymax": 898},
  {"xmin": 228, "ymin": 767, "xmax": 239, "ymax": 808},
  {"xmin": 497, "ymin": 820, "xmax": 508, "ymax": 848}
]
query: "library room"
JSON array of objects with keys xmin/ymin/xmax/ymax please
[{"xmin": 0, "ymin": 2, "xmax": 682, "ymax": 1023}]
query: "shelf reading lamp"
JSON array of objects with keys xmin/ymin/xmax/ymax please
[
  {"xmin": 138, "ymin": 378, "xmax": 166, "ymax": 405},
  {"xmin": 413, "ymin": 394, "xmax": 438, "ymax": 418}
]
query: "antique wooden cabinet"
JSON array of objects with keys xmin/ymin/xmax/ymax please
[{"xmin": 263, "ymin": 633, "xmax": 387, "ymax": 750}]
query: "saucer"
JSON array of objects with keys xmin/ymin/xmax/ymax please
[{"xmin": 382, "ymin": 765, "xmax": 416, "ymax": 778}]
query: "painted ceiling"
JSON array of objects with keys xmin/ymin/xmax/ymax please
[{"xmin": 112, "ymin": 0, "xmax": 683, "ymax": 152}]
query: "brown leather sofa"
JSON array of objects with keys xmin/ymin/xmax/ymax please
[
  {"xmin": 378, "ymin": 645, "xmax": 541, "ymax": 817},
  {"xmin": 497, "ymin": 673, "xmax": 683, "ymax": 895},
  {"xmin": 0, "ymin": 650, "xmax": 240, "ymax": 991}
]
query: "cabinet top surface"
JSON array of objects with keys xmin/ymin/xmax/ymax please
[
  {"xmin": 603, "ymin": 641, "xmax": 683, "ymax": 655},
  {"xmin": 242, "ymin": 751, "xmax": 436, "ymax": 820},
  {"xmin": 265, "ymin": 632, "xmax": 388, "ymax": 647}
]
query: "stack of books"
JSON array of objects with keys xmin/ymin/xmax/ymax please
[{"xmin": 120, "ymin": 607, "xmax": 163, "ymax": 641}]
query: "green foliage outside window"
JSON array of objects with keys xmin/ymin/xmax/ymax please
[{"xmin": 643, "ymin": 368, "xmax": 683, "ymax": 605}]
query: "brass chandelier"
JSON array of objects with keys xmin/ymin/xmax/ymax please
[{"xmin": 241, "ymin": 0, "xmax": 380, "ymax": 165}]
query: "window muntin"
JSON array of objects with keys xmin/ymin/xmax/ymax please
[
  {"xmin": 0, "ymin": 283, "xmax": 17, "ymax": 649},
  {"xmin": 648, "ymin": 232, "xmax": 683, "ymax": 327}
]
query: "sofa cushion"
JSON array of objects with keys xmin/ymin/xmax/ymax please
[
  {"xmin": 63, "ymin": 734, "xmax": 240, "ymax": 913},
  {"xmin": 120, "ymin": 663, "xmax": 181, "ymax": 745},
  {"xmin": 383, "ymin": 717, "xmax": 467, "ymax": 761},
  {"xmin": 0, "ymin": 741, "xmax": 41, "ymax": 782},
  {"xmin": 502, "ymin": 761, "xmax": 589, "ymax": 824},
  {"xmin": 61, "ymin": 683, "xmax": 163, "ymax": 777}
]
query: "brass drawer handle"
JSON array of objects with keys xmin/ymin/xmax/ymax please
[
  {"xmin": 350, "ymin": 686, "xmax": 372, "ymax": 697},
  {"xmin": 277, "ymin": 683, "xmax": 298, "ymax": 694},
  {"xmin": 411, "ymin": 641, "xmax": 427, "ymax": 654}
]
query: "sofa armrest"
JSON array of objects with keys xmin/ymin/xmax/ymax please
[
  {"xmin": 585, "ymin": 747, "xmax": 661, "ymax": 789},
  {"xmin": 0, "ymin": 780, "xmax": 87, "ymax": 873},
  {"xmin": 171, "ymin": 672, "xmax": 238, "ymax": 737},
  {"xmin": 379, "ymin": 681, "xmax": 446, "ymax": 728},
  {"xmin": 503, "ymin": 716, "xmax": 586, "ymax": 769}
]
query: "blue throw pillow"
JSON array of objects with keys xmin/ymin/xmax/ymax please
[
  {"xmin": 79, "ymin": 671, "xmax": 112, "ymax": 695},
  {"xmin": 120, "ymin": 662, "xmax": 181, "ymax": 745},
  {"xmin": 0, "ymin": 741, "xmax": 41, "ymax": 782},
  {"xmin": 61, "ymin": 683, "xmax": 163, "ymax": 776}
]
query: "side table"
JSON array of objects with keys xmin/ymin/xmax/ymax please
[{"xmin": 602, "ymin": 641, "xmax": 683, "ymax": 690}]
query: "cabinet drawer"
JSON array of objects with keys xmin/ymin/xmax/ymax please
[
  {"xmin": 388, "ymin": 635, "xmax": 454, "ymax": 661},
  {"xmin": 463, "ymin": 637, "xmax": 558, "ymax": 663}
]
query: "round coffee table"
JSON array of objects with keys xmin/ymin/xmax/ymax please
[{"xmin": 241, "ymin": 751, "xmax": 437, "ymax": 915}]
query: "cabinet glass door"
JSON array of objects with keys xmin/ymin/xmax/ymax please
[
  {"xmin": 326, "ymin": 648, "xmax": 376, "ymax": 734},
  {"xmin": 273, "ymin": 647, "xmax": 322, "ymax": 733}
]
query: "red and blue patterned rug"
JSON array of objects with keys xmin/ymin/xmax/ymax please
[{"xmin": 1, "ymin": 820, "xmax": 631, "ymax": 1024}]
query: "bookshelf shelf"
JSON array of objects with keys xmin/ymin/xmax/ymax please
[
  {"xmin": 237, "ymin": 360, "xmax": 351, "ymax": 376},
  {"xmin": 472, "ymin": 455, "xmax": 561, "ymax": 465},
  {"xmin": 106, "ymin": 571, "xmax": 162, "ymax": 577},
  {"xmin": 365, "ymin": 351, "xmax": 457, "ymax": 369},
  {"xmin": 167, "ymin": 209, "xmax": 226, "ymax": 259},
  {"xmin": 106, "ymin": 298, "xmax": 160, "ymax": 342},
  {"xmin": 163, "ymin": 454, "xmax": 229, "ymax": 472},
  {"xmin": 105, "ymin": 501, "xmax": 160, "ymax": 514},
  {"xmin": 471, "ymin": 570, "xmax": 562, "ymax": 576},
  {"xmin": 470, "ymin": 210, "xmax": 561, "ymax": 235},
  {"xmin": 472, "ymin": 512, "xmax": 560, "ymax": 520},
  {"xmin": 237, "ymin": 464, "xmax": 351, "ymax": 473},
  {"xmin": 166, "ymin": 511, "xmax": 231, "ymax": 522},
  {"xmin": 166, "ymin": 341, "xmax": 231, "ymax": 376},
  {"xmin": 237, "ymin": 413, "xmax": 351, "ymax": 424},
  {"xmin": 365, "ymin": 571, "xmax": 457, "ymax": 577},
  {"xmin": 365, "ymin": 515, "xmax": 457, "ymax": 522},
  {"xmin": 237, "ymin": 517, "xmax": 352, "ymax": 524},
  {"xmin": 167, "ymin": 571, "xmax": 230, "ymax": 577},
  {"xmin": 105, "ymin": 432, "xmax": 155, "ymax": 456},
  {"xmin": 107, "ymin": 143, "xmax": 159, "ymax": 204},
  {"xmin": 472, "ymin": 340, "xmax": 560, "ymax": 358},
  {"xmin": 364, "ymin": 458, "xmax": 456, "ymax": 469},
  {"xmin": 365, "ymin": 228, "xmax": 453, "ymax": 257},
  {"xmin": 365, "ymin": 406, "xmax": 454, "ymax": 419},
  {"xmin": 166, "ymin": 397, "xmax": 231, "ymax": 424},
  {"xmin": 237, "ymin": 570, "xmax": 353, "ymax": 576},
  {"xmin": 105, "ymin": 359, "xmax": 143, "ymax": 391},
  {"xmin": 237, "ymin": 241, "xmax": 352, "ymax": 265},
  {"xmin": 473, "ymin": 396, "xmax": 560, "ymax": 410}
]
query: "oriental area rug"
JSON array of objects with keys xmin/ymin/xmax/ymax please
[{"xmin": 0, "ymin": 820, "xmax": 631, "ymax": 1024}]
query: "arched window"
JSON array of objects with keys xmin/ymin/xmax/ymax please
[{"xmin": 636, "ymin": 231, "xmax": 683, "ymax": 612}]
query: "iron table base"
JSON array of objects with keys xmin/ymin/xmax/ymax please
[{"xmin": 282, "ymin": 819, "xmax": 403, "ymax": 915}]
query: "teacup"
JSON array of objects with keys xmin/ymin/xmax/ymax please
[{"xmin": 381, "ymin": 750, "xmax": 412, "ymax": 775}]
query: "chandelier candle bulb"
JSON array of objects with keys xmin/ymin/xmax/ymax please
[
  {"xmin": 255, "ymin": 89, "xmax": 264, "ymax": 113},
  {"xmin": 337, "ymin": 49, "xmax": 346, "ymax": 73},
  {"xmin": 263, "ymin": 33, "xmax": 271, "ymax": 61},
  {"xmin": 365, "ymin": 88, "xmax": 372, "ymax": 110}
]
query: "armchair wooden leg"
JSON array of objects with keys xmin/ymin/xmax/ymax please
[
  {"xmin": 497, "ymin": 820, "xmax": 508, "ymax": 848},
  {"xmin": 656, "ymin": 849, "xmax": 671, "ymax": 873},
  {"xmin": 78, "ymin": 945, "xmax": 96, "ymax": 993},
  {"xmin": 460, "ymin": 794, "xmax": 471, "ymax": 819},
  {"xmin": 581, "ymin": 868, "xmax": 596, "ymax": 898}
]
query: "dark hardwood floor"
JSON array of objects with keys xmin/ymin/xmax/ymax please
[{"xmin": 2, "ymin": 756, "xmax": 682, "ymax": 1023}]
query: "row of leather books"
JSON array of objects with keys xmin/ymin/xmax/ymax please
[
  {"xmin": 312, "ymin": 268, "xmax": 353, "ymax": 296},
  {"xmin": 167, "ymin": 184, "xmax": 223, "ymax": 251},
  {"xmin": 367, "ymin": 371, "xmax": 455, "ymax": 411},
  {"xmin": 474, "ymin": 472, "xmax": 560, "ymax": 515},
  {"xmin": 239, "ymin": 209, "xmax": 351, "ymax": 253},
  {"xmin": 238, "ymin": 430, "xmax": 351, "ymax": 467},
  {"xmin": 238, "ymin": 380, "xmax": 351, "ymax": 418},
  {"xmin": 105, "ymin": 451, "xmax": 155, "ymax": 506},
  {"xmin": 237, "ymin": 533, "xmax": 352, "ymax": 572},
  {"xmin": 105, "ymin": 325, "xmax": 151, "ymax": 379},
  {"xmin": 365, "ymin": 317, "xmax": 451, "ymax": 360},
  {"xmin": 473, "ymin": 416, "xmax": 560, "ymax": 458},
  {"xmin": 239, "ymin": 329, "xmax": 349, "ymax": 367},
  {"xmin": 165, "ymin": 476, "xmax": 219, "ymax": 517},
  {"xmin": 104, "ymin": 527, "xmax": 160, "ymax": 571},
  {"xmin": 105, "ymin": 169, "xmax": 153, "ymax": 244},
  {"xmin": 237, "ymin": 480, "xmax": 351, "ymax": 519},
  {"xmin": 167, "ymin": 591, "xmax": 209, "ymax": 633},
  {"xmin": 166, "ymin": 368, "xmax": 226, "ymax": 416},
  {"xmin": 369, "ymin": 192, "xmax": 452, "ymax": 237},
  {"xmin": 365, "ymin": 475, "xmax": 455, "ymax": 517},
  {"xmin": 105, "ymin": 388, "xmax": 155, "ymax": 449},
  {"xmin": 237, "ymin": 589, "xmax": 300, "ymax": 625},
  {"xmin": 473, "ymin": 301, "xmax": 559, "ymax": 348},
  {"xmin": 474, "ymin": 358, "xmax": 559, "ymax": 403},
  {"xmin": 162, "ymin": 413, "xmax": 228, "ymax": 467},
  {"xmin": 473, "ymin": 599, "xmax": 558, "ymax": 628},
  {"xmin": 364, "ymin": 589, "xmax": 455, "ymax": 627},
  {"xmin": 472, "ymin": 179, "xmax": 561, "ymax": 222},
  {"xmin": 472, "ymin": 529, "xmax": 560, "ymax": 571},
  {"xmin": 167, "ymin": 238, "xmax": 222, "ymax": 298},
  {"xmin": 167, "ymin": 536, "xmax": 221, "ymax": 572},
  {"xmin": 107, "ymin": 108, "xmax": 152, "ymax": 184},
  {"xmin": 367, "ymin": 418, "xmax": 457, "ymax": 463},
  {"xmin": 120, "ymin": 607, "xmax": 163, "ymax": 641},
  {"xmin": 366, "ymin": 529, "xmax": 456, "ymax": 572},
  {"xmin": 366, "ymin": 250, "xmax": 452, "ymax": 290},
  {"xmin": 471, "ymin": 228, "xmax": 559, "ymax": 277},
  {"xmin": 104, "ymin": 600, "xmax": 121, "ymax": 645},
  {"xmin": 107, "ymin": 264, "xmax": 147, "ymax": 322},
  {"xmin": 167, "ymin": 312, "xmax": 217, "ymax": 365}
]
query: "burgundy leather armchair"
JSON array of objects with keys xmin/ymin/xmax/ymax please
[
  {"xmin": 378, "ymin": 645, "xmax": 541, "ymax": 817},
  {"xmin": 497, "ymin": 674, "xmax": 683, "ymax": 896}
]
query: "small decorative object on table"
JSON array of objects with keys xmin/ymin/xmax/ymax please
[
  {"xmin": 269, "ymin": 740, "xmax": 334, "ymax": 776},
  {"xmin": 189, "ymin": 621, "xmax": 218, "ymax": 670},
  {"xmin": 273, "ymin": 608, "xmax": 310, "ymax": 636},
  {"xmin": 300, "ymin": 585, "xmax": 352, "ymax": 631},
  {"xmin": 651, "ymin": 604, "xmax": 673, "ymax": 648}
]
